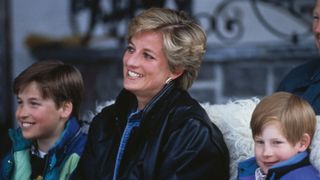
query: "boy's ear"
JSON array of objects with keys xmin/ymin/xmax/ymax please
[
  {"xmin": 60, "ymin": 101, "xmax": 73, "ymax": 119},
  {"xmin": 297, "ymin": 133, "xmax": 311, "ymax": 152}
]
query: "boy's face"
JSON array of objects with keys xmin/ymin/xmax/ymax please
[
  {"xmin": 15, "ymin": 81, "xmax": 67, "ymax": 147},
  {"xmin": 254, "ymin": 122, "xmax": 304, "ymax": 174}
]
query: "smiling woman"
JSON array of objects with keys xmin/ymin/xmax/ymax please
[
  {"xmin": 123, "ymin": 31, "xmax": 182, "ymax": 109},
  {"xmin": 72, "ymin": 7, "xmax": 230, "ymax": 180}
]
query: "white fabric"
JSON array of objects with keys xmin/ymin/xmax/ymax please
[
  {"xmin": 201, "ymin": 98, "xmax": 320, "ymax": 180},
  {"xmin": 310, "ymin": 116, "xmax": 320, "ymax": 172},
  {"xmin": 201, "ymin": 98, "xmax": 257, "ymax": 180}
]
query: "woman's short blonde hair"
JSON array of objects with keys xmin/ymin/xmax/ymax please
[
  {"xmin": 251, "ymin": 92, "xmax": 316, "ymax": 146},
  {"xmin": 127, "ymin": 7, "xmax": 206, "ymax": 90}
]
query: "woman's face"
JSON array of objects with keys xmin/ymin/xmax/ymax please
[{"xmin": 123, "ymin": 31, "xmax": 179, "ymax": 109}]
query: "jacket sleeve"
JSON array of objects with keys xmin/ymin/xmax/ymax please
[
  {"xmin": 0, "ymin": 151, "xmax": 14, "ymax": 179},
  {"xmin": 158, "ymin": 118, "xmax": 230, "ymax": 180},
  {"xmin": 71, "ymin": 111, "xmax": 105, "ymax": 180}
]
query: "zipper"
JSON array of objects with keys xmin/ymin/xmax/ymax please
[{"xmin": 42, "ymin": 152, "xmax": 50, "ymax": 178}]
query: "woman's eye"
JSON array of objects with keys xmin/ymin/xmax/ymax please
[
  {"xmin": 144, "ymin": 53, "xmax": 154, "ymax": 60},
  {"xmin": 30, "ymin": 102, "xmax": 40, "ymax": 106},
  {"xmin": 126, "ymin": 46, "xmax": 134, "ymax": 53}
]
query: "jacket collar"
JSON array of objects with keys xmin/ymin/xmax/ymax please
[
  {"xmin": 7, "ymin": 117, "xmax": 82, "ymax": 178},
  {"xmin": 114, "ymin": 82, "xmax": 177, "ymax": 135},
  {"xmin": 47, "ymin": 117, "xmax": 82, "ymax": 168},
  {"xmin": 267, "ymin": 151, "xmax": 310, "ymax": 179},
  {"xmin": 8, "ymin": 128, "xmax": 32, "ymax": 152},
  {"xmin": 10, "ymin": 117, "xmax": 81, "ymax": 157},
  {"xmin": 238, "ymin": 157, "xmax": 259, "ymax": 177},
  {"xmin": 49, "ymin": 117, "xmax": 81, "ymax": 153},
  {"xmin": 238, "ymin": 151, "xmax": 310, "ymax": 179},
  {"xmin": 270, "ymin": 151, "xmax": 308, "ymax": 169}
]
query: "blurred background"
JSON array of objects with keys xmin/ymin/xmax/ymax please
[{"xmin": 0, "ymin": 0, "xmax": 318, "ymax": 158}]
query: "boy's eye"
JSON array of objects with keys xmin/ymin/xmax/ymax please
[
  {"xmin": 272, "ymin": 141, "xmax": 283, "ymax": 145},
  {"xmin": 17, "ymin": 100, "xmax": 22, "ymax": 104},
  {"xmin": 255, "ymin": 140, "xmax": 264, "ymax": 144}
]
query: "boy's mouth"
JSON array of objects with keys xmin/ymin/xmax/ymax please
[
  {"xmin": 21, "ymin": 122, "xmax": 35, "ymax": 128},
  {"xmin": 264, "ymin": 161, "xmax": 277, "ymax": 167}
]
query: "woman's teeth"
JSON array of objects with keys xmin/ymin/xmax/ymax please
[{"xmin": 128, "ymin": 71, "xmax": 142, "ymax": 77}]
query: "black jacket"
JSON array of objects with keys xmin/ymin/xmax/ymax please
[
  {"xmin": 72, "ymin": 83, "xmax": 230, "ymax": 180},
  {"xmin": 278, "ymin": 60, "xmax": 320, "ymax": 114}
]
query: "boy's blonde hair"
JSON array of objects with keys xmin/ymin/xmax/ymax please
[{"xmin": 251, "ymin": 92, "xmax": 316, "ymax": 146}]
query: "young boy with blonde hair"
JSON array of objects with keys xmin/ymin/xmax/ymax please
[
  {"xmin": 0, "ymin": 60, "xmax": 87, "ymax": 180},
  {"xmin": 238, "ymin": 92, "xmax": 320, "ymax": 179}
]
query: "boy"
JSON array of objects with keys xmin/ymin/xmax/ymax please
[
  {"xmin": 0, "ymin": 60, "xmax": 87, "ymax": 180},
  {"xmin": 238, "ymin": 92, "xmax": 320, "ymax": 179}
]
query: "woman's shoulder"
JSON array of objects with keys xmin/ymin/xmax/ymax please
[
  {"xmin": 88, "ymin": 103, "xmax": 116, "ymax": 130},
  {"xmin": 166, "ymin": 91, "xmax": 226, "ymax": 143},
  {"xmin": 94, "ymin": 102, "xmax": 116, "ymax": 118},
  {"xmin": 167, "ymin": 91, "xmax": 210, "ymax": 126}
]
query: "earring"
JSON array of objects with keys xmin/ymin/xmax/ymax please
[{"xmin": 165, "ymin": 77, "xmax": 173, "ymax": 84}]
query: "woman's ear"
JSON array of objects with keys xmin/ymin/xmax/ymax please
[
  {"xmin": 60, "ymin": 101, "xmax": 73, "ymax": 120},
  {"xmin": 171, "ymin": 68, "xmax": 184, "ymax": 80},
  {"xmin": 297, "ymin": 133, "xmax": 311, "ymax": 152}
]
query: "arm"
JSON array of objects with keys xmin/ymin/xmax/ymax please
[
  {"xmin": 158, "ymin": 118, "xmax": 230, "ymax": 180},
  {"xmin": 71, "ymin": 110, "xmax": 107, "ymax": 180}
]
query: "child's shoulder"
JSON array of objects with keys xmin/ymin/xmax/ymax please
[
  {"xmin": 237, "ymin": 157, "xmax": 258, "ymax": 178},
  {"xmin": 281, "ymin": 164, "xmax": 320, "ymax": 179}
]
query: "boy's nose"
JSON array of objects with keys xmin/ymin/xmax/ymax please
[
  {"xmin": 16, "ymin": 106, "xmax": 28, "ymax": 120},
  {"xmin": 262, "ymin": 145, "xmax": 273, "ymax": 157}
]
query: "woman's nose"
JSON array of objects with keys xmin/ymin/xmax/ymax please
[{"xmin": 124, "ymin": 52, "xmax": 141, "ymax": 67}]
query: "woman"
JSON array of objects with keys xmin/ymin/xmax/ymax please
[{"xmin": 72, "ymin": 7, "xmax": 229, "ymax": 180}]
